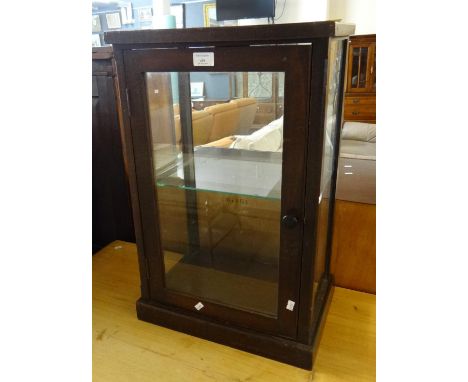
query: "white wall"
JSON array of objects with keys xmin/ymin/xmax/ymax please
[
  {"xmin": 238, "ymin": 0, "xmax": 329, "ymax": 26},
  {"xmin": 237, "ymin": 0, "xmax": 375, "ymax": 35},
  {"xmin": 328, "ymin": 0, "xmax": 376, "ymax": 35},
  {"xmin": 275, "ymin": 0, "xmax": 328, "ymax": 24}
]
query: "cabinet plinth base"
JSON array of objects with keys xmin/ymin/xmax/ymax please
[{"xmin": 136, "ymin": 281, "xmax": 333, "ymax": 370}]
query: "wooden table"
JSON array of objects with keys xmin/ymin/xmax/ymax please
[
  {"xmin": 93, "ymin": 241, "xmax": 376, "ymax": 381},
  {"xmin": 331, "ymin": 156, "xmax": 376, "ymax": 293}
]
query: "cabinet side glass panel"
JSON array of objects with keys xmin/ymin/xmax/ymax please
[
  {"xmin": 145, "ymin": 72, "xmax": 285, "ymax": 317},
  {"xmin": 311, "ymin": 40, "xmax": 344, "ymax": 310}
]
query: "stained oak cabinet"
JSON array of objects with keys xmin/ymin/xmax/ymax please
[
  {"xmin": 105, "ymin": 21, "xmax": 354, "ymax": 369},
  {"xmin": 344, "ymin": 34, "xmax": 376, "ymax": 122}
]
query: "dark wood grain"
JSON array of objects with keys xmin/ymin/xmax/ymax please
[
  {"xmin": 136, "ymin": 298, "xmax": 316, "ymax": 370},
  {"xmin": 92, "ymin": 46, "xmax": 113, "ymax": 60},
  {"xmin": 92, "ymin": 47, "xmax": 135, "ymax": 252},
  {"xmin": 296, "ymin": 38, "xmax": 329, "ymax": 343},
  {"xmin": 111, "ymin": 48, "xmax": 151, "ymax": 299},
  {"xmin": 105, "ymin": 21, "xmax": 355, "ymax": 46}
]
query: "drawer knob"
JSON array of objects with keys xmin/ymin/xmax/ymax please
[
  {"xmin": 352, "ymin": 111, "xmax": 360, "ymax": 116},
  {"xmin": 352, "ymin": 99, "xmax": 359, "ymax": 104},
  {"xmin": 282, "ymin": 214, "xmax": 299, "ymax": 229}
]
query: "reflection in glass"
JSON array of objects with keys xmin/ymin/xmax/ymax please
[
  {"xmin": 351, "ymin": 48, "xmax": 359, "ymax": 88},
  {"xmin": 248, "ymin": 72, "xmax": 273, "ymax": 98},
  {"xmin": 359, "ymin": 47, "xmax": 368, "ymax": 88},
  {"xmin": 145, "ymin": 72, "xmax": 285, "ymax": 316},
  {"xmin": 351, "ymin": 46, "xmax": 369, "ymax": 89},
  {"xmin": 312, "ymin": 39, "xmax": 343, "ymax": 310}
]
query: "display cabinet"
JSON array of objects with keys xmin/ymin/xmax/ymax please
[
  {"xmin": 344, "ymin": 34, "xmax": 376, "ymax": 122},
  {"xmin": 105, "ymin": 21, "xmax": 354, "ymax": 369}
]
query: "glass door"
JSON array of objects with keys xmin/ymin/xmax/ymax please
[
  {"xmin": 346, "ymin": 42, "xmax": 375, "ymax": 93},
  {"xmin": 124, "ymin": 45, "xmax": 311, "ymax": 338}
]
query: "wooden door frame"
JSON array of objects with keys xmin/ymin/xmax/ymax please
[{"xmin": 122, "ymin": 45, "xmax": 312, "ymax": 339}]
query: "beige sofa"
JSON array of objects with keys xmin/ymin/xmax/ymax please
[
  {"xmin": 340, "ymin": 122, "xmax": 376, "ymax": 160},
  {"xmin": 204, "ymin": 102, "xmax": 240, "ymax": 142},
  {"xmin": 174, "ymin": 110, "xmax": 213, "ymax": 146},
  {"xmin": 172, "ymin": 98, "xmax": 258, "ymax": 146},
  {"xmin": 229, "ymin": 97, "xmax": 257, "ymax": 134}
]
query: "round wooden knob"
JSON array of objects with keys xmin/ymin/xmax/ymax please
[{"xmin": 282, "ymin": 215, "xmax": 299, "ymax": 229}]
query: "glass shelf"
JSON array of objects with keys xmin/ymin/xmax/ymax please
[{"xmin": 155, "ymin": 147, "xmax": 282, "ymax": 201}]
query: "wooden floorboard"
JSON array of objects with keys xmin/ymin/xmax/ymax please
[{"xmin": 93, "ymin": 241, "xmax": 376, "ymax": 381}]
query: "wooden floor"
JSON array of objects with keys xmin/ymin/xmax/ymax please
[{"xmin": 93, "ymin": 241, "xmax": 376, "ymax": 381}]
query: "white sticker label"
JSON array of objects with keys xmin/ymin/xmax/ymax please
[
  {"xmin": 114, "ymin": 245, "xmax": 123, "ymax": 250},
  {"xmin": 194, "ymin": 302, "xmax": 204, "ymax": 310},
  {"xmin": 286, "ymin": 300, "xmax": 295, "ymax": 311},
  {"xmin": 193, "ymin": 52, "xmax": 214, "ymax": 67}
]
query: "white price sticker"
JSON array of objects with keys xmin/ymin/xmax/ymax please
[
  {"xmin": 194, "ymin": 302, "xmax": 204, "ymax": 311},
  {"xmin": 193, "ymin": 52, "xmax": 214, "ymax": 67},
  {"xmin": 286, "ymin": 300, "xmax": 295, "ymax": 311}
]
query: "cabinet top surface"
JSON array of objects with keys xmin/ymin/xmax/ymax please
[
  {"xmin": 105, "ymin": 21, "xmax": 355, "ymax": 46},
  {"xmin": 92, "ymin": 46, "xmax": 113, "ymax": 60},
  {"xmin": 349, "ymin": 34, "xmax": 376, "ymax": 42}
]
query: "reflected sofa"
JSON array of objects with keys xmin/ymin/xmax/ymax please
[
  {"xmin": 229, "ymin": 97, "xmax": 257, "ymax": 134},
  {"xmin": 174, "ymin": 110, "xmax": 213, "ymax": 146},
  {"xmin": 340, "ymin": 121, "xmax": 376, "ymax": 160},
  {"xmin": 204, "ymin": 102, "xmax": 240, "ymax": 142},
  {"xmin": 172, "ymin": 98, "xmax": 258, "ymax": 146}
]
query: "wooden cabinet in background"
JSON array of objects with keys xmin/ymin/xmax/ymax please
[
  {"xmin": 92, "ymin": 47, "xmax": 135, "ymax": 252},
  {"xmin": 344, "ymin": 34, "xmax": 376, "ymax": 123},
  {"xmin": 331, "ymin": 200, "xmax": 376, "ymax": 293}
]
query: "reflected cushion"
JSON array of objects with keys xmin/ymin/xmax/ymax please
[
  {"xmin": 342, "ymin": 122, "xmax": 376, "ymax": 143},
  {"xmin": 232, "ymin": 116, "xmax": 283, "ymax": 152}
]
